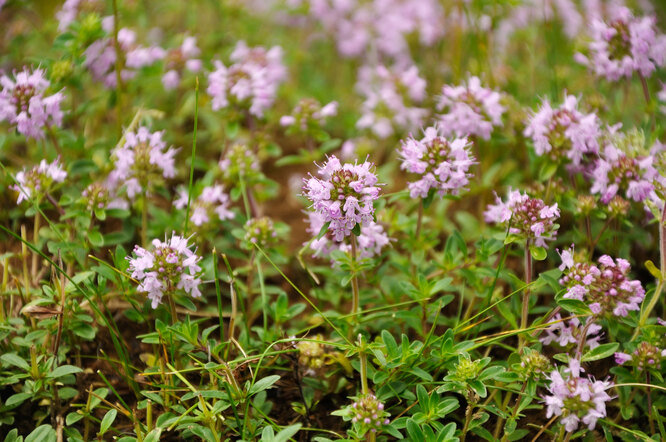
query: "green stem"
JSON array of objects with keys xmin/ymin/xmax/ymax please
[
  {"xmin": 183, "ymin": 77, "xmax": 199, "ymax": 235},
  {"xmin": 351, "ymin": 235, "xmax": 360, "ymax": 319},
  {"xmin": 141, "ymin": 191, "xmax": 148, "ymax": 247},
  {"xmin": 256, "ymin": 256, "xmax": 268, "ymax": 338},
  {"xmin": 520, "ymin": 240, "xmax": 532, "ymax": 350},
  {"xmin": 359, "ymin": 338, "xmax": 369, "ymax": 396},
  {"xmin": 415, "ymin": 199, "xmax": 423, "ymax": 243}
]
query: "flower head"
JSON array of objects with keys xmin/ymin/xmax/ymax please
[
  {"xmin": 302, "ymin": 155, "xmax": 381, "ymax": 241},
  {"xmin": 173, "ymin": 184, "xmax": 234, "ymax": 227},
  {"xmin": 242, "ymin": 217, "xmax": 279, "ymax": 249},
  {"xmin": 615, "ymin": 341, "xmax": 666, "ymax": 371},
  {"xmin": 559, "ymin": 250, "xmax": 645, "ymax": 318},
  {"xmin": 162, "ymin": 36, "xmax": 202, "ymax": 90},
  {"xmin": 540, "ymin": 314, "xmax": 602, "ymax": 349},
  {"xmin": 207, "ymin": 41, "xmax": 286, "ymax": 117},
  {"xmin": 12, "ymin": 158, "xmax": 67, "ymax": 204},
  {"xmin": 575, "ymin": 6, "xmax": 666, "ymax": 81},
  {"xmin": 280, "ymin": 98, "xmax": 337, "ymax": 136},
  {"xmin": 398, "ymin": 125, "xmax": 475, "ymax": 199},
  {"xmin": 355, "ymin": 64, "xmax": 427, "ymax": 139},
  {"xmin": 484, "ymin": 190, "xmax": 560, "ymax": 247},
  {"xmin": 82, "ymin": 181, "xmax": 128, "ymax": 212},
  {"xmin": 544, "ymin": 359, "xmax": 613, "ymax": 432},
  {"xmin": 437, "ymin": 76, "xmax": 504, "ymax": 140},
  {"xmin": 524, "ymin": 94, "xmax": 600, "ymax": 165},
  {"xmin": 218, "ymin": 143, "xmax": 261, "ymax": 184},
  {"xmin": 127, "ymin": 233, "xmax": 202, "ymax": 308},
  {"xmin": 345, "ymin": 394, "xmax": 390, "ymax": 435},
  {"xmin": 108, "ymin": 126, "xmax": 178, "ymax": 199},
  {"xmin": 0, "ymin": 68, "xmax": 65, "ymax": 139}
]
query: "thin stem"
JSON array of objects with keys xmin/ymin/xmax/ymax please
[
  {"xmin": 183, "ymin": 77, "xmax": 199, "ymax": 236},
  {"xmin": 575, "ymin": 319, "xmax": 594, "ymax": 359},
  {"xmin": 639, "ymin": 73, "xmax": 651, "ymax": 106},
  {"xmin": 647, "ymin": 372, "xmax": 655, "ymax": 435},
  {"xmin": 359, "ymin": 340, "xmax": 369, "ymax": 396},
  {"xmin": 351, "ymin": 235, "xmax": 360, "ymax": 319},
  {"xmin": 520, "ymin": 240, "xmax": 532, "ymax": 350},
  {"xmin": 415, "ymin": 199, "xmax": 424, "ymax": 242},
  {"xmin": 256, "ymin": 256, "xmax": 268, "ymax": 337},
  {"xmin": 530, "ymin": 415, "xmax": 558, "ymax": 442},
  {"xmin": 167, "ymin": 291, "xmax": 178, "ymax": 325},
  {"xmin": 111, "ymin": 0, "xmax": 123, "ymax": 138},
  {"xmin": 141, "ymin": 191, "xmax": 148, "ymax": 247},
  {"xmin": 31, "ymin": 212, "xmax": 40, "ymax": 280}
]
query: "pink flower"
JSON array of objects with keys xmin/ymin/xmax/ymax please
[
  {"xmin": 0, "ymin": 68, "xmax": 65, "ymax": 139},
  {"xmin": 12, "ymin": 158, "xmax": 67, "ymax": 204},
  {"xmin": 398, "ymin": 125, "xmax": 475, "ymax": 199},
  {"xmin": 576, "ymin": 6, "xmax": 666, "ymax": 81},
  {"xmin": 437, "ymin": 76, "xmax": 504, "ymax": 140},
  {"xmin": 161, "ymin": 36, "xmax": 202, "ymax": 90},
  {"xmin": 173, "ymin": 184, "xmax": 234, "ymax": 227}
]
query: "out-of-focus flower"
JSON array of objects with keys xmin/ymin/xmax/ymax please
[
  {"xmin": 162, "ymin": 36, "xmax": 202, "ymax": 90},
  {"xmin": 207, "ymin": 41, "xmax": 286, "ymax": 117},
  {"xmin": 108, "ymin": 126, "xmax": 178, "ymax": 199},
  {"xmin": 12, "ymin": 158, "xmax": 67, "ymax": 204},
  {"xmin": 84, "ymin": 18, "xmax": 165, "ymax": 88},
  {"xmin": 355, "ymin": 64, "xmax": 427, "ymax": 139},
  {"xmin": 544, "ymin": 359, "xmax": 612, "ymax": 432},
  {"xmin": 173, "ymin": 184, "xmax": 234, "ymax": 227},
  {"xmin": 280, "ymin": 98, "xmax": 337, "ymax": 136},
  {"xmin": 484, "ymin": 190, "xmax": 560, "ymax": 247},
  {"xmin": 0, "ymin": 68, "xmax": 65, "ymax": 140},
  {"xmin": 242, "ymin": 216, "xmax": 279, "ymax": 249},
  {"xmin": 303, "ymin": 155, "xmax": 381, "ymax": 242},
  {"xmin": 398, "ymin": 125, "xmax": 475, "ymax": 199},
  {"xmin": 559, "ymin": 249, "xmax": 645, "ymax": 317},
  {"xmin": 524, "ymin": 94, "xmax": 600, "ymax": 165},
  {"xmin": 590, "ymin": 127, "xmax": 658, "ymax": 204},
  {"xmin": 437, "ymin": 76, "xmax": 504, "ymax": 140},
  {"xmin": 127, "ymin": 233, "xmax": 202, "ymax": 309},
  {"xmin": 540, "ymin": 314, "xmax": 602, "ymax": 349},
  {"xmin": 575, "ymin": 6, "xmax": 666, "ymax": 81},
  {"xmin": 56, "ymin": 0, "xmax": 101, "ymax": 32},
  {"xmin": 615, "ymin": 341, "xmax": 666, "ymax": 371},
  {"xmin": 219, "ymin": 143, "xmax": 261, "ymax": 184},
  {"xmin": 302, "ymin": 0, "xmax": 444, "ymax": 62},
  {"xmin": 82, "ymin": 181, "xmax": 128, "ymax": 212}
]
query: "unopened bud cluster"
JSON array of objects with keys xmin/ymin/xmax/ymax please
[{"xmin": 350, "ymin": 394, "xmax": 390, "ymax": 433}]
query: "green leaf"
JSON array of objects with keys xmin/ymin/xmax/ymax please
[
  {"xmin": 48, "ymin": 365, "xmax": 82, "ymax": 379},
  {"xmin": 406, "ymin": 419, "xmax": 424, "ymax": 440},
  {"xmin": 66, "ymin": 411, "xmax": 85, "ymax": 426},
  {"xmin": 3, "ymin": 429, "xmax": 19, "ymax": 442},
  {"xmin": 25, "ymin": 425, "xmax": 56, "ymax": 442},
  {"xmin": 352, "ymin": 223, "xmax": 361, "ymax": 236},
  {"xmin": 143, "ymin": 429, "xmax": 161, "ymax": 442},
  {"xmin": 645, "ymin": 260, "xmax": 662, "ymax": 280},
  {"xmin": 273, "ymin": 424, "xmax": 302, "ymax": 442},
  {"xmin": 99, "ymin": 409, "xmax": 117, "ymax": 435},
  {"xmin": 556, "ymin": 298, "xmax": 592, "ymax": 316},
  {"xmin": 249, "ymin": 375, "xmax": 281, "ymax": 396},
  {"xmin": 422, "ymin": 188, "xmax": 436, "ymax": 209},
  {"xmin": 582, "ymin": 342, "xmax": 619, "ymax": 362},
  {"xmin": 529, "ymin": 246, "xmax": 547, "ymax": 261},
  {"xmin": 88, "ymin": 230, "xmax": 104, "ymax": 248},
  {"xmin": 6, "ymin": 392, "xmax": 32, "ymax": 407},
  {"xmin": 1, "ymin": 353, "xmax": 30, "ymax": 371}
]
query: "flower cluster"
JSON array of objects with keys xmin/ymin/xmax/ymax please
[
  {"xmin": 0, "ymin": 68, "xmax": 65, "ymax": 140},
  {"xmin": 517, "ymin": 348, "xmax": 551, "ymax": 380},
  {"xmin": 437, "ymin": 76, "xmax": 504, "ymax": 140},
  {"xmin": 56, "ymin": 0, "xmax": 101, "ymax": 32},
  {"xmin": 615, "ymin": 341, "xmax": 666, "ymax": 371},
  {"xmin": 242, "ymin": 217, "xmax": 278, "ymax": 249},
  {"xmin": 82, "ymin": 181, "xmax": 128, "ymax": 212},
  {"xmin": 162, "ymin": 36, "xmax": 202, "ymax": 90},
  {"xmin": 524, "ymin": 94, "xmax": 600, "ymax": 165},
  {"xmin": 295, "ymin": 334, "xmax": 326, "ymax": 375},
  {"xmin": 544, "ymin": 359, "xmax": 612, "ymax": 432},
  {"xmin": 127, "ymin": 233, "xmax": 202, "ymax": 309},
  {"xmin": 207, "ymin": 41, "xmax": 286, "ymax": 117},
  {"xmin": 12, "ymin": 158, "xmax": 67, "ymax": 204},
  {"xmin": 173, "ymin": 184, "xmax": 234, "ymax": 227},
  {"xmin": 575, "ymin": 6, "xmax": 666, "ymax": 81},
  {"xmin": 301, "ymin": 0, "xmax": 444, "ymax": 62},
  {"xmin": 355, "ymin": 64, "xmax": 427, "ymax": 139},
  {"xmin": 559, "ymin": 249, "xmax": 645, "ymax": 317},
  {"xmin": 398, "ymin": 125, "xmax": 475, "ymax": 199},
  {"xmin": 302, "ymin": 155, "xmax": 381, "ymax": 241},
  {"xmin": 108, "ymin": 127, "xmax": 178, "ymax": 199},
  {"xmin": 219, "ymin": 143, "xmax": 261, "ymax": 184},
  {"xmin": 348, "ymin": 394, "xmax": 390, "ymax": 434},
  {"xmin": 280, "ymin": 98, "xmax": 337, "ymax": 135},
  {"xmin": 84, "ymin": 18, "xmax": 165, "ymax": 88},
  {"xmin": 484, "ymin": 190, "xmax": 560, "ymax": 247},
  {"xmin": 305, "ymin": 211, "xmax": 390, "ymax": 260},
  {"xmin": 589, "ymin": 127, "xmax": 659, "ymax": 204},
  {"xmin": 540, "ymin": 314, "xmax": 602, "ymax": 349}
]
